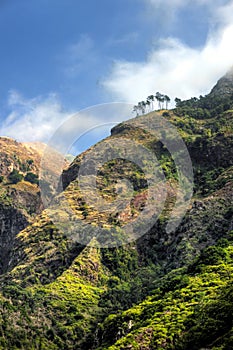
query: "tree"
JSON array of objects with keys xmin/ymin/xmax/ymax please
[
  {"xmin": 132, "ymin": 105, "xmax": 139, "ymax": 116},
  {"xmin": 142, "ymin": 101, "xmax": 147, "ymax": 114},
  {"xmin": 175, "ymin": 97, "xmax": 182, "ymax": 107},
  {"xmin": 146, "ymin": 99, "xmax": 151, "ymax": 112},
  {"xmin": 164, "ymin": 95, "xmax": 171, "ymax": 109},
  {"xmin": 137, "ymin": 102, "xmax": 143, "ymax": 115},
  {"xmin": 147, "ymin": 95, "xmax": 155, "ymax": 110},
  {"xmin": 155, "ymin": 92, "xmax": 166, "ymax": 109},
  {"xmin": 160, "ymin": 95, "xmax": 165, "ymax": 109},
  {"xmin": 138, "ymin": 101, "xmax": 146, "ymax": 114},
  {"xmin": 155, "ymin": 92, "xmax": 162, "ymax": 109}
]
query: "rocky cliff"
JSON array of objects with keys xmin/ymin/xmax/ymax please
[{"xmin": 0, "ymin": 138, "xmax": 43, "ymax": 273}]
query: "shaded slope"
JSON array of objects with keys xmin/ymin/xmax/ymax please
[
  {"xmin": 96, "ymin": 239, "xmax": 233, "ymax": 350},
  {"xmin": 0, "ymin": 137, "xmax": 43, "ymax": 273}
]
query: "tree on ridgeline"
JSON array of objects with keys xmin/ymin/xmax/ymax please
[
  {"xmin": 147, "ymin": 95, "xmax": 155, "ymax": 110},
  {"xmin": 141, "ymin": 101, "xmax": 147, "ymax": 114},
  {"xmin": 175, "ymin": 97, "xmax": 182, "ymax": 107},
  {"xmin": 137, "ymin": 102, "xmax": 142, "ymax": 115},
  {"xmin": 146, "ymin": 99, "xmax": 151, "ymax": 112},
  {"xmin": 132, "ymin": 92, "xmax": 171, "ymax": 115},
  {"xmin": 133, "ymin": 105, "xmax": 140, "ymax": 116},
  {"xmin": 138, "ymin": 101, "xmax": 146, "ymax": 115},
  {"xmin": 160, "ymin": 94, "xmax": 165, "ymax": 109},
  {"xmin": 164, "ymin": 95, "xmax": 171, "ymax": 109},
  {"xmin": 155, "ymin": 92, "xmax": 162, "ymax": 109}
]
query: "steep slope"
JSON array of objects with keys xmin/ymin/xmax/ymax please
[
  {"xmin": 0, "ymin": 137, "xmax": 43, "ymax": 273},
  {"xmin": 210, "ymin": 66, "xmax": 233, "ymax": 97},
  {"xmin": 0, "ymin": 71, "xmax": 232, "ymax": 349},
  {"xmin": 0, "ymin": 138, "xmax": 68, "ymax": 274},
  {"xmin": 97, "ymin": 238, "xmax": 233, "ymax": 350}
]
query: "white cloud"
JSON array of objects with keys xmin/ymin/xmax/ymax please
[
  {"xmin": 102, "ymin": 1, "xmax": 233, "ymax": 105},
  {"xmin": 142, "ymin": 0, "xmax": 225, "ymax": 24},
  {"xmin": 0, "ymin": 91, "xmax": 72, "ymax": 142},
  {"xmin": 145, "ymin": 0, "xmax": 226, "ymax": 10},
  {"xmin": 213, "ymin": 1, "xmax": 233, "ymax": 26},
  {"xmin": 145, "ymin": 0, "xmax": 187, "ymax": 8},
  {"xmin": 0, "ymin": 91, "xmax": 133, "ymax": 155}
]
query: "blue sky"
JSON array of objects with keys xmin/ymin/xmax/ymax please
[{"xmin": 0, "ymin": 0, "xmax": 233, "ymax": 152}]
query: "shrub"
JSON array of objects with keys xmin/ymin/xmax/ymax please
[
  {"xmin": 24, "ymin": 172, "xmax": 39, "ymax": 185},
  {"xmin": 162, "ymin": 111, "xmax": 170, "ymax": 117},
  {"xmin": 8, "ymin": 169, "xmax": 23, "ymax": 184}
]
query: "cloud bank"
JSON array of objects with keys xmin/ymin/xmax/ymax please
[
  {"xmin": 0, "ymin": 91, "xmax": 133, "ymax": 155},
  {"xmin": 102, "ymin": 1, "xmax": 233, "ymax": 105},
  {"xmin": 0, "ymin": 91, "xmax": 72, "ymax": 142}
]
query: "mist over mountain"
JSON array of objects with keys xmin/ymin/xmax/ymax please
[{"xmin": 210, "ymin": 66, "xmax": 233, "ymax": 97}]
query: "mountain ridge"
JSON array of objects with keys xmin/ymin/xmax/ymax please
[
  {"xmin": 0, "ymin": 70, "xmax": 232, "ymax": 349},
  {"xmin": 210, "ymin": 66, "xmax": 233, "ymax": 97}
]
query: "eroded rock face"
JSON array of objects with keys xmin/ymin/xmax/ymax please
[
  {"xmin": 0, "ymin": 204, "xmax": 28, "ymax": 273},
  {"xmin": 0, "ymin": 137, "xmax": 44, "ymax": 274},
  {"xmin": 0, "ymin": 184, "xmax": 42, "ymax": 274}
]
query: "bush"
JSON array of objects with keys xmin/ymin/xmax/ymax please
[
  {"xmin": 24, "ymin": 172, "xmax": 39, "ymax": 185},
  {"xmin": 162, "ymin": 111, "xmax": 170, "ymax": 117},
  {"xmin": 8, "ymin": 169, "xmax": 23, "ymax": 184}
]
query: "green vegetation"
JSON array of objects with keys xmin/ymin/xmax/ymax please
[
  {"xmin": 0, "ymin": 73, "xmax": 232, "ymax": 349},
  {"xmin": 24, "ymin": 172, "xmax": 39, "ymax": 185},
  {"xmin": 8, "ymin": 169, "xmax": 24, "ymax": 184},
  {"xmin": 97, "ymin": 238, "xmax": 233, "ymax": 349}
]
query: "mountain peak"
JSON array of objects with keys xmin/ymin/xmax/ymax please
[{"xmin": 210, "ymin": 66, "xmax": 233, "ymax": 97}]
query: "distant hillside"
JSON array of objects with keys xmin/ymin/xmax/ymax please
[
  {"xmin": 23, "ymin": 141, "xmax": 48, "ymax": 157},
  {"xmin": 0, "ymin": 137, "xmax": 68, "ymax": 274}
]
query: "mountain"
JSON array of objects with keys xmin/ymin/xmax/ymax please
[
  {"xmin": 0, "ymin": 71, "xmax": 232, "ymax": 349},
  {"xmin": 0, "ymin": 138, "xmax": 68, "ymax": 275},
  {"xmin": 210, "ymin": 66, "xmax": 233, "ymax": 97},
  {"xmin": 0, "ymin": 137, "xmax": 43, "ymax": 274}
]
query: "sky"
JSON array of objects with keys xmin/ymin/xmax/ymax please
[{"xmin": 0, "ymin": 0, "xmax": 233, "ymax": 153}]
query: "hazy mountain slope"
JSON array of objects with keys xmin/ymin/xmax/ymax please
[{"xmin": 210, "ymin": 66, "xmax": 233, "ymax": 97}]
